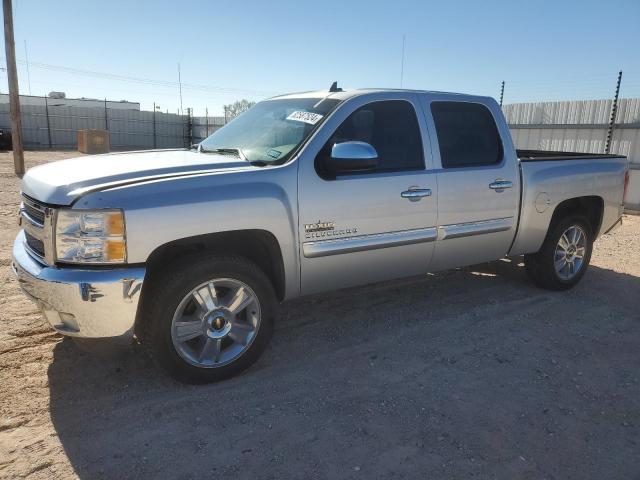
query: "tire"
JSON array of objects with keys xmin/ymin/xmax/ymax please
[
  {"xmin": 142, "ymin": 255, "xmax": 276, "ymax": 383},
  {"xmin": 524, "ymin": 215, "xmax": 593, "ymax": 291}
]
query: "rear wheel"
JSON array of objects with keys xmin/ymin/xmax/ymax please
[
  {"xmin": 143, "ymin": 255, "xmax": 276, "ymax": 383},
  {"xmin": 524, "ymin": 215, "xmax": 593, "ymax": 290}
]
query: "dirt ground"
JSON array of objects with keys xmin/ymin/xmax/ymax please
[{"xmin": 0, "ymin": 151, "xmax": 638, "ymax": 479}]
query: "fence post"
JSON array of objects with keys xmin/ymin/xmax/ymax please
[
  {"xmin": 605, "ymin": 70, "xmax": 622, "ymax": 154},
  {"xmin": 205, "ymin": 107, "xmax": 209, "ymax": 137},
  {"xmin": 188, "ymin": 107, "xmax": 193, "ymax": 146},
  {"xmin": 103, "ymin": 98, "xmax": 110, "ymax": 149},
  {"xmin": 180, "ymin": 109, "xmax": 185, "ymax": 148},
  {"xmin": 153, "ymin": 101, "xmax": 157, "ymax": 149},
  {"xmin": 44, "ymin": 95, "xmax": 52, "ymax": 149}
]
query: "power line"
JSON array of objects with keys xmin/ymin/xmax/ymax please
[
  {"xmin": 178, "ymin": 62, "xmax": 183, "ymax": 115},
  {"xmin": 3, "ymin": 57, "xmax": 281, "ymax": 96}
]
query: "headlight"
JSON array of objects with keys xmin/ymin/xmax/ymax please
[{"xmin": 55, "ymin": 209, "xmax": 127, "ymax": 264}]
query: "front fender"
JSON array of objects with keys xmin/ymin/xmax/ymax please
[{"xmin": 74, "ymin": 164, "xmax": 300, "ymax": 299}]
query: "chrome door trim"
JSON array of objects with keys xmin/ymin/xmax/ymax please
[
  {"xmin": 439, "ymin": 217, "xmax": 514, "ymax": 240},
  {"xmin": 303, "ymin": 227, "xmax": 438, "ymax": 258}
]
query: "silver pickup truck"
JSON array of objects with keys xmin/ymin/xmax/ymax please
[{"xmin": 12, "ymin": 87, "xmax": 629, "ymax": 383}]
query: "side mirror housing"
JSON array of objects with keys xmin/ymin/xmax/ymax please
[{"xmin": 326, "ymin": 141, "xmax": 378, "ymax": 174}]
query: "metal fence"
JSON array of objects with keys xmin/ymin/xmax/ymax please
[
  {"xmin": 2, "ymin": 95, "xmax": 638, "ymax": 209},
  {"xmin": 0, "ymin": 102, "xmax": 226, "ymax": 150},
  {"xmin": 191, "ymin": 115, "xmax": 227, "ymax": 144},
  {"xmin": 503, "ymin": 98, "xmax": 640, "ymax": 210}
]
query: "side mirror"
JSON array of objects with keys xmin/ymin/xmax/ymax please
[{"xmin": 327, "ymin": 141, "xmax": 378, "ymax": 174}]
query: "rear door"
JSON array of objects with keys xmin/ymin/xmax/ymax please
[
  {"xmin": 297, "ymin": 93, "xmax": 438, "ymax": 295},
  {"xmin": 420, "ymin": 96, "xmax": 520, "ymax": 271}
]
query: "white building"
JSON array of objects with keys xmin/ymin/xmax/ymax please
[{"xmin": 0, "ymin": 93, "xmax": 140, "ymax": 110}]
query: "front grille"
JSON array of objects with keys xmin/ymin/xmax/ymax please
[
  {"xmin": 24, "ymin": 231, "xmax": 45, "ymax": 257},
  {"xmin": 21, "ymin": 194, "xmax": 46, "ymax": 224},
  {"xmin": 20, "ymin": 194, "xmax": 53, "ymax": 263}
]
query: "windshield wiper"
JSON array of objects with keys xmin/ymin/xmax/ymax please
[
  {"xmin": 199, "ymin": 146, "xmax": 271, "ymax": 167},
  {"xmin": 200, "ymin": 147, "xmax": 244, "ymax": 159}
]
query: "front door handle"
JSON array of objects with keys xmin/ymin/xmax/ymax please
[
  {"xmin": 489, "ymin": 180, "xmax": 513, "ymax": 191},
  {"xmin": 401, "ymin": 188, "xmax": 432, "ymax": 202}
]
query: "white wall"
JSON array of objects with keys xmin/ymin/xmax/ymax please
[
  {"xmin": 0, "ymin": 93, "xmax": 140, "ymax": 110},
  {"xmin": 0, "ymin": 101, "xmax": 227, "ymax": 150}
]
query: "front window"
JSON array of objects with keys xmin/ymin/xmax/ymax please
[
  {"xmin": 317, "ymin": 100, "xmax": 425, "ymax": 175},
  {"xmin": 200, "ymin": 97, "xmax": 342, "ymax": 164}
]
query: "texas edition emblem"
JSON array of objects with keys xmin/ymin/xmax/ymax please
[{"xmin": 304, "ymin": 220, "xmax": 357, "ymax": 239}]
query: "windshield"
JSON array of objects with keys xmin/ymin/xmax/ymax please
[{"xmin": 199, "ymin": 97, "xmax": 342, "ymax": 164}]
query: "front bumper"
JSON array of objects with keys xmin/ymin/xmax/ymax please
[{"xmin": 12, "ymin": 231, "xmax": 145, "ymax": 339}]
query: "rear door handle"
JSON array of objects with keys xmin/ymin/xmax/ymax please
[
  {"xmin": 489, "ymin": 180, "xmax": 513, "ymax": 191},
  {"xmin": 401, "ymin": 188, "xmax": 432, "ymax": 202}
]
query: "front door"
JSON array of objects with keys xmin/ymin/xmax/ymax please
[{"xmin": 297, "ymin": 93, "xmax": 438, "ymax": 295}]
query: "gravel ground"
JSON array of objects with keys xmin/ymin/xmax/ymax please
[{"xmin": 1, "ymin": 151, "xmax": 639, "ymax": 480}]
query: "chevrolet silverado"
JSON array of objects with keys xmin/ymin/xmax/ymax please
[{"xmin": 12, "ymin": 87, "xmax": 630, "ymax": 382}]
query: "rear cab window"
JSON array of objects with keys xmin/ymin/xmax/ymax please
[{"xmin": 430, "ymin": 101, "xmax": 503, "ymax": 168}]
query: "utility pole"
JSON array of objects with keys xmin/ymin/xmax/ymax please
[
  {"xmin": 605, "ymin": 70, "xmax": 622, "ymax": 155},
  {"xmin": 400, "ymin": 34, "xmax": 406, "ymax": 88},
  {"xmin": 3, "ymin": 0, "xmax": 24, "ymax": 175},
  {"xmin": 23, "ymin": 40, "xmax": 31, "ymax": 95},
  {"xmin": 499, "ymin": 81, "xmax": 505, "ymax": 107},
  {"xmin": 178, "ymin": 62, "xmax": 183, "ymax": 115}
]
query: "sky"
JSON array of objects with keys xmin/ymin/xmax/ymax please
[{"xmin": 2, "ymin": 0, "xmax": 639, "ymax": 116}]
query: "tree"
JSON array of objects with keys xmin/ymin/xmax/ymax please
[{"xmin": 223, "ymin": 99, "xmax": 256, "ymax": 122}]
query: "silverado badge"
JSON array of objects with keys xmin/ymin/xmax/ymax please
[{"xmin": 304, "ymin": 220, "xmax": 357, "ymax": 239}]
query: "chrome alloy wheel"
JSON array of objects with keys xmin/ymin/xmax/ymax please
[
  {"xmin": 171, "ymin": 278, "xmax": 261, "ymax": 368},
  {"xmin": 554, "ymin": 225, "xmax": 587, "ymax": 280}
]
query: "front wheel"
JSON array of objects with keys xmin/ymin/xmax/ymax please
[
  {"xmin": 524, "ymin": 215, "xmax": 593, "ymax": 291},
  {"xmin": 143, "ymin": 255, "xmax": 276, "ymax": 383}
]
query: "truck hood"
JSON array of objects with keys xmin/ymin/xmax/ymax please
[{"xmin": 21, "ymin": 149, "xmax": 252, "ymax": 205}]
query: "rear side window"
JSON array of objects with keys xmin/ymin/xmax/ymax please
[
  {"xmin": 431, "ymin": 101, "xmax": 503, "ymax": 168},
  {"xmin": 320, "ymin": 100, "xmax": 424, "ymax": 173}
]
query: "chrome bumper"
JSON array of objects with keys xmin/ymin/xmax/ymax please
[{"xmin": 12, "ymin": 231, "xmax": 145, "ymax": 339}]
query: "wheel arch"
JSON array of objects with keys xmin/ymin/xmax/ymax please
[
  {"xmin": 135, "ymin": 229, "xmax": 286, "ymax": 339},
  {"xmin": 549, "ymin": 195, "xmax": 604, "ymax": 238}
]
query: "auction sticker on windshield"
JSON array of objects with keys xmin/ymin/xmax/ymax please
[{"xmin": 286, "ymin": 111, "xmax": 324, "ymax": 125}]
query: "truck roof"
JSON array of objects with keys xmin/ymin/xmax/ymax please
[{"xmin": 269, "ymin": 88, "xmax": 489, "ymax": 102}]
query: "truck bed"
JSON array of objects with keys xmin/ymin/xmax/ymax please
[
  {"xmin": 517, "ymin": 149, "xmax": 624, "ymax": 162},
  {"xmin": 510, "ymin": 151, "xmax": 628, "ymax": 257}
]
